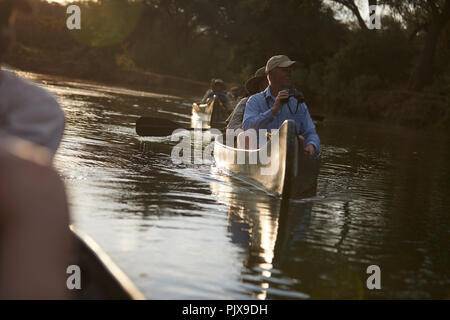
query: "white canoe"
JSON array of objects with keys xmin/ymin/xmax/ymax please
[
  {"xmin": 214, "ymin": 120, "xmax": 320, "ymax": 198},
  {"xmin": 192, "ymin": 95, "xmax": 229, "ymax": 126}
]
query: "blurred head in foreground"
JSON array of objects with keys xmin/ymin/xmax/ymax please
[{"xmin": 0, "ymin": 137, "xmax": 71, "ymax": 299}]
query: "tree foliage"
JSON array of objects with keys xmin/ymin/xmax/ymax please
[{"xmin": 6, "ymin": 0, "xmax": 450, "ymax": 124}]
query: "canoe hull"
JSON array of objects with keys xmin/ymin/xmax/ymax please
[
  {"xmin": 69, "ymin": 226, "xmax": 145, "ymax": 300},
  {"xmin": 192, "ymin": 95, "xmax": 228, "ymax": 127},
  {"xmin": 214, "ymin": 120, "xmax": 319, "ymax": 198}
]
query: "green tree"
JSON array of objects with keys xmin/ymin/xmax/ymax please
[{"xmin": 384, "ymin": 0, "xmax": 450, "ymax": 91}]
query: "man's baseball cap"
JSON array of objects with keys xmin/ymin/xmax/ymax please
[{"xmin": 265, "ymin": 55, "xmax": 296, "ymax": 73}]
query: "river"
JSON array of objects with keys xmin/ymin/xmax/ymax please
[{"xmin": 17, "ymin": 69, "xmax": 450, "ymax": 299}]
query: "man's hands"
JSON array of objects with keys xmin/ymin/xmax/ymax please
[
  {"xmin": 304, "ymin": 144, "xmax": 315, "ymax": 156},
  {"xmin": 271, "ymin": 90, "xmax": 289, "ymax": 115},
  {"xmin": 298, "ymin": 135, "xmax": 315, "ymax": 157},
  {"xmin": 273, "ymin": 92, "xmax": 317, "ymax": 157}
]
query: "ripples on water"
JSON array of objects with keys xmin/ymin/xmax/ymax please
[{"xmin": 16, "ymin": 70, "xmax": 450, "ymax": 299}]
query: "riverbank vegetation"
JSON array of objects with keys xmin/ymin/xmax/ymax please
[{"xmin": 5, "ymin": 0, "xmax": 450, "ymax": 130}]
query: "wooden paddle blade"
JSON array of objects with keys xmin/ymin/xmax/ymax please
[
  {"xmin": 136, "ymin": 125, "xmax": 179, "ymax": 137},
  {"xmin": 136, "ymin": 116, "xmax": 183, "ymax": 128},
  {"xmin": 135, "ymin": 117, "xmax": 215, "ymax": 136},
  {"xmin": 136, "ymin": 117, "xmax": 187, "ymax": 136}
]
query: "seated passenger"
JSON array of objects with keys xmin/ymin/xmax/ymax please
[
  {"xmin": 226, "ymin": 67, "xmax": 267, "ymax": 130},
  {"xmin": 0, "ymin": 0, "xmax": 71, "ymax": 299},
  {"xmin": 243, "ymin": 55, "xmax": 320, "ymax": 156},
  {"xmin": 227, "ymin": 86, "xmax": 244, "ymax": 102},
  {"xmin": 201, "ymin": 78, "xmax": 232, "ymax": 111}
]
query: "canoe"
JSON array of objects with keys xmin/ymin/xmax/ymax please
[
  {"xmin": 69, "ymin": 225, "xmax": 145, "ymax": 300},
  {"xmin": 192, "ymin": 95, "xmax": 229, "ymax": 127},
  {"xmin": 214, "ymin": 120, "xmax": 319, "ymax": 198}
]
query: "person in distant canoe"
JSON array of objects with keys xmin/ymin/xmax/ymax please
[
  {"xmin": 0, "ymin": 0, "xmax": 65, "ymax": 158},
  {"xmin": 227, "ymin": 85, "xmax": 244, "ymax": 102},
  {"xmin": 226, "ymin": 66, "xmax": 268, "ymax": 130},
  {"xmin": 243, "ymin": 55, "xmax": 320, "ymax": 156},
  {"xmin": 201, "ymin": 78, "xmax": 232, "ymax": 111}
]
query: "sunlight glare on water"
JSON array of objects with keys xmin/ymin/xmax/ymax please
[{"xmin": 17, "ymin": 70, "xmax": 449, "ymax": 299}]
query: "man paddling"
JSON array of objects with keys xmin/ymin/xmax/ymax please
[
  {"xmin": 201, "ymin": 78, "xmax": 232, "ymax": 112},
  {"xmin": 243, "ymin": 55, "xmax": 320, "ymax": 156},
  {"xmin": 0, "ymin": 0, "xmax": 65, "ymax": 158}
]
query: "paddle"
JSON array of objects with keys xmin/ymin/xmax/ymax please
[
  {"xmin": 135, "ymin": 117, "xmax": 217, "ymax": 137},
  {"xmin": 136, "ymin": 112, "xmax": 324, "ymax": 137}
]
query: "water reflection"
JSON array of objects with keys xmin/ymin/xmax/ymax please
[
  {"xmin": 13, "ymin": 69, "xmax": 448, "ymax": 299},
  {"xmin": 210, "ymin": 173, "xmax": 315, "ymax": 299}
]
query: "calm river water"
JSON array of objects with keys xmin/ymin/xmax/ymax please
[{"xmin": 19, "ymin": 70, "xmax": 449, "ymax": 299}]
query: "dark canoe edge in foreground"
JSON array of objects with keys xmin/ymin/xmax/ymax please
[
  {"xmin": 69, "ymin": 225, "xmax": 146, "ymax": 300},
  {"xmin": 214, "ymin": 120, "xmax": 320, "ymax": 199}
]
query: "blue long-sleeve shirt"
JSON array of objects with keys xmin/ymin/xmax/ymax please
[
  {"xmin": 201, "ymin": 89, "xmax": 229, "ymax": 105},
  {"xmin": 243, "ymin": 86, "xmax": 320, "ymax": 154}
]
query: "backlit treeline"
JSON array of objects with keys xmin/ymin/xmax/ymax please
[{"xmin": 6, "ymin": 0, "xmax": 450, "ymax": 129}]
